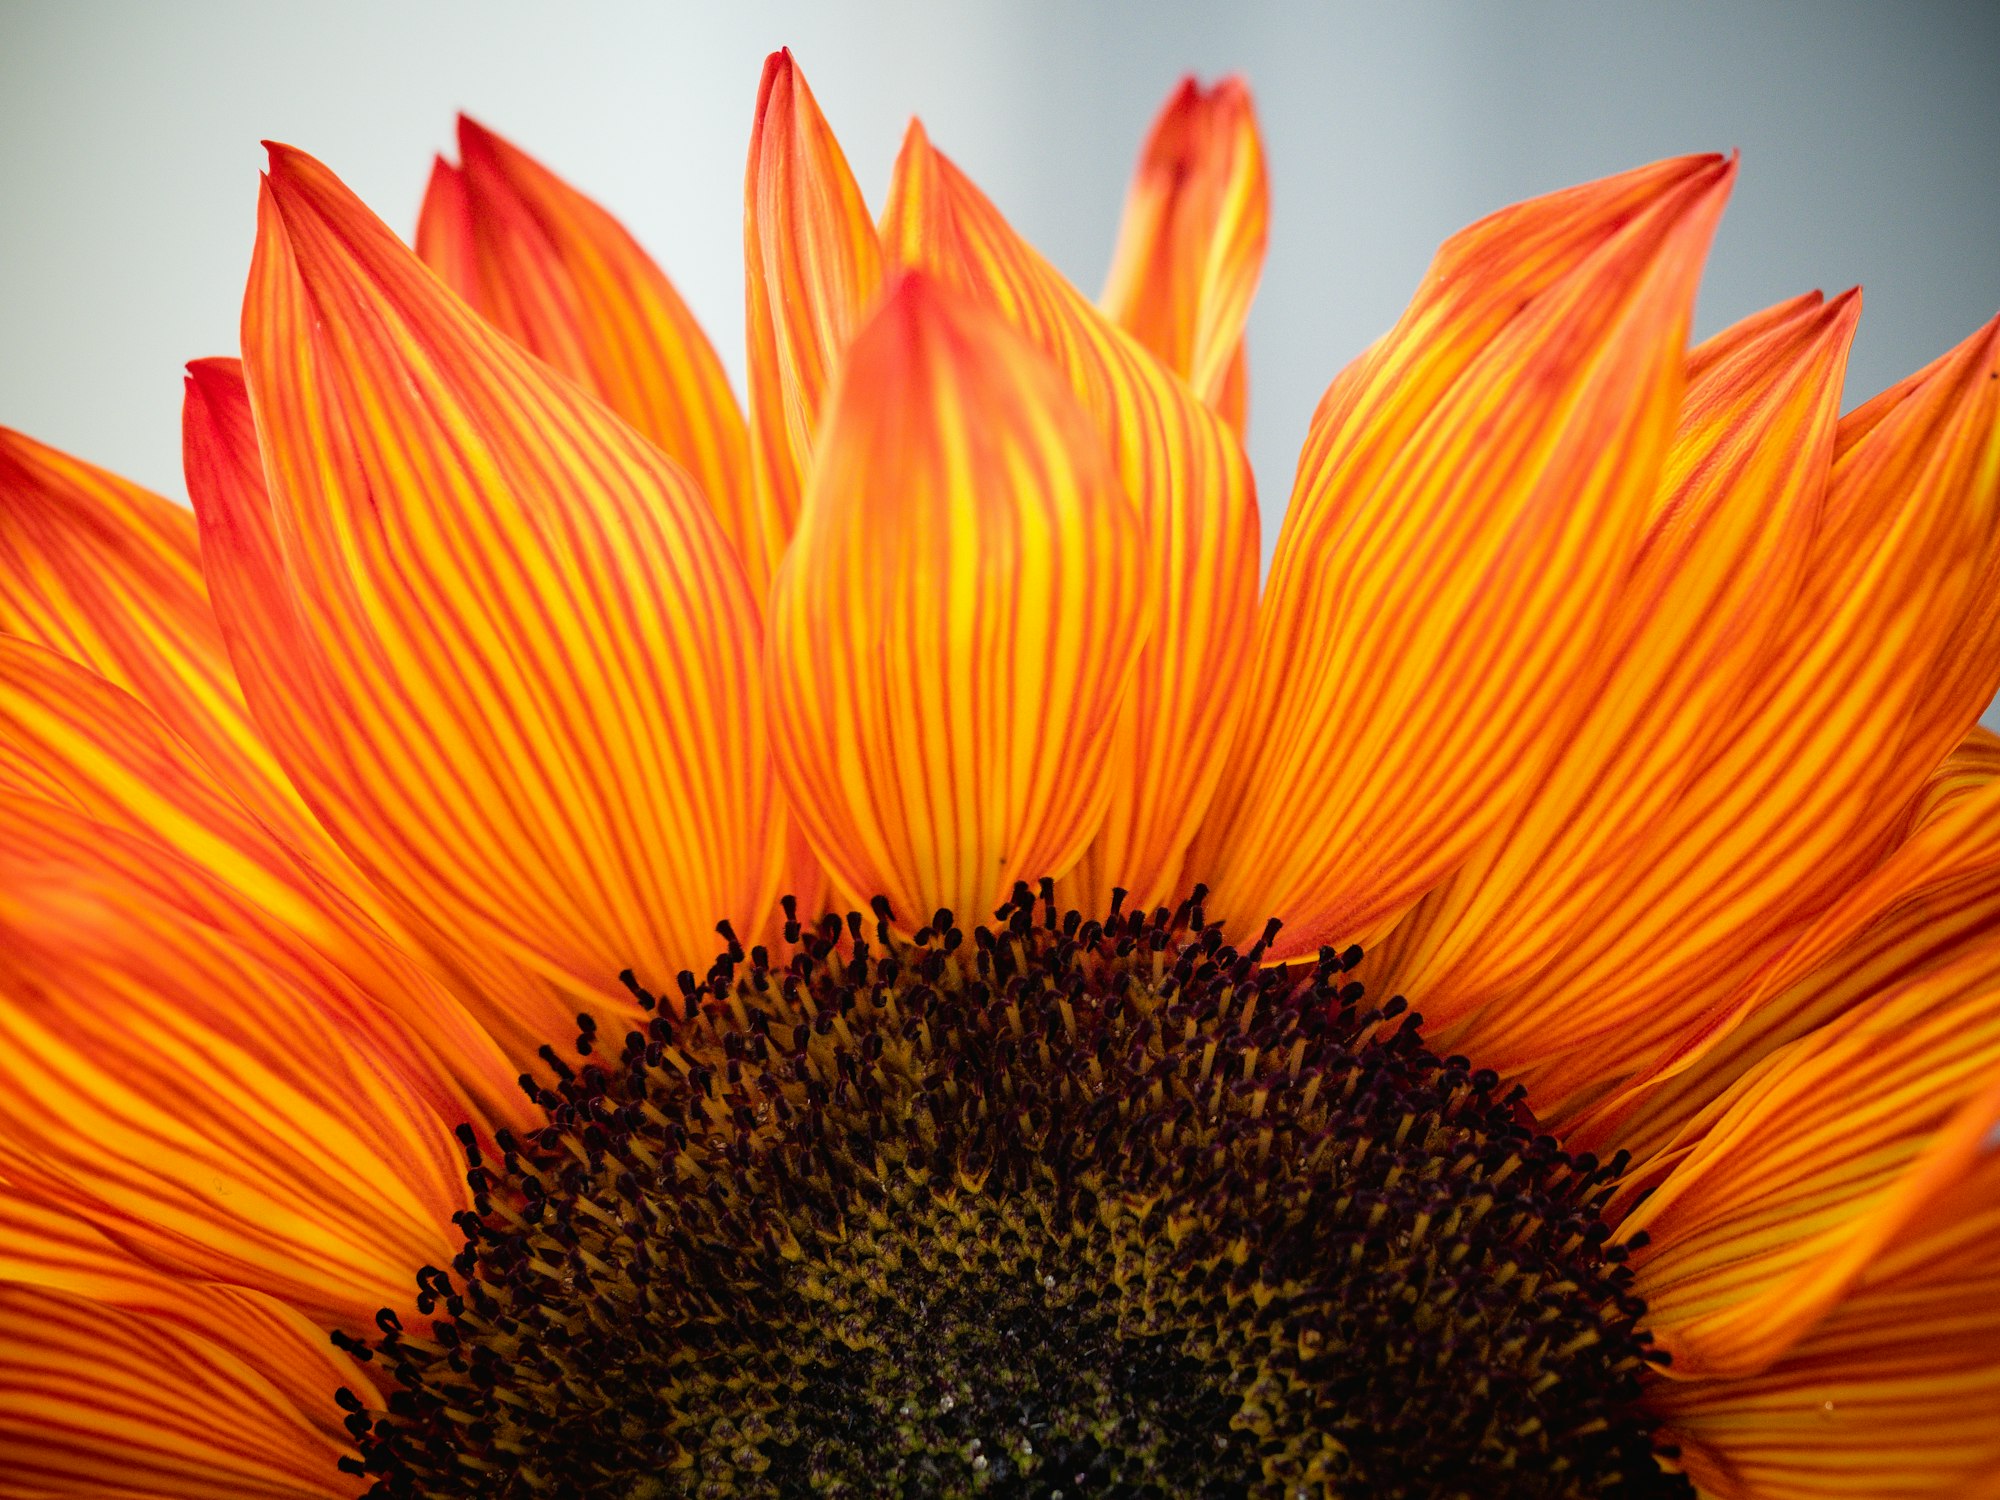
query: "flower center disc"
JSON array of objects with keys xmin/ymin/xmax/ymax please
[{"xmin": 338, "ymin": 884, "xmax": 1690, "ymax": 1498}]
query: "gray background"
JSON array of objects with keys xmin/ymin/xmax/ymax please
[{"xmin": 5, "ymin": 1, "xmax": 1999, "ymax": 717}]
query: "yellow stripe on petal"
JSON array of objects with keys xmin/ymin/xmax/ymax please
[
  {"xmin": 766, "ymin": 272, "xmax": 1149, "ymax": 928},
  {"xmin": 884, "ymin": 124, "xmax": 1260, "ymax": 913},
  {"xmin": 0, "ymin": 637, "xmax": 523, "ymax": 1131},
  {"xmin": 0, "ymin": 1190, "xmax": 383, "ymax": 1442},
  {"xmin": 742, "ymin": 49, "xmax": 884, "ymax": 587},
  {"xmin": 1101, "ymin": 76, "xmax": 1269, "ymax": 425},
  {"xmin": 1377, "ymin": 291, "xmax": 1857, "ymax": 1074},
  {"xmin": 0, "ymin": 817, "xmax": 467, "ymax": 1329},
  {"xmin": 195, "ymin": 149, "xmax": 782, "ymax": 1059},
  {"xmin": 1517, "ymin": 313, "xmax": 2000, "ymax": 1118},
  {"xmin": 0, "ymin": 1285, "xmax": 355, "ymax": 1499},
  {"xmin": 1625, "ymin": 939, "xmax": 2000, "ymax": 1381},
  {"xmin": 0, "ymin": 428, "xmax": 335, "ymax": 870},
  {"xmin": 416, "ymin": 118, "xmax": 756, "ymax": 593},
  {"xmin": 1653, "ymin": 1153, "xmax": 2000, "ymax": 1500},
  {"xmin": 1193, "ymin": 156, "xmax": 1733, "ymax": 961}
]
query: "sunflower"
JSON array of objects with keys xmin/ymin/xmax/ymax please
[{"xmin": 2, "ymin": 45, "xmax": 1998, "ymax": 1500}]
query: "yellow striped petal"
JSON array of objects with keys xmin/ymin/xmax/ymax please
[
  {"xmin": 1653, "ymin": 1153, "xmax": 2000, "ymax": 1499},
  {"xmin": 1517, "ymin": 312, "xmax": 2000, "ymax": 1118},
  {"xmin": 0, "ymin": 807, "xmax": 467, "ymax": 1328},
  {"xmin": 1192, "ymin": 156, "xmax": 1733, "ymax": 960},
  {"xmin": 416, "ymin": 118, "xmax": 757, "ymax": 593},
  {"xmin": 1375, "ymin": 291, "xmax": 1857, "ymax": 1075},
  {"xmin": 0, "ymin": 635, "xmax": 522, "ymax": 1130},
  {"xmin": 193, "ymin": 149, "xmax": 781, "ymax": 1058},
  {"xmin": 0, "ymin": 428, "xmax": 335, "ymax": 868},
  {"xmin": 0, "ymin": 1189, "xmax": 382, "ymax": 1443},
  {"xmin": 1624, "ymin": 938, "xmax": 2000, "ymax": 1381},
  {"xmin": 765, "ymin": 272, "xmax": 1149, "ymax": 927},
  {"xmin": 0, "ymin": 1284, "xmax": 353, "ymax": 1499},
  {"xmin": 1101, "ymin": 75, "xmax": 1269, "ymax": 426},
  {"xmin": 742, "ymin": 49, "xmax": 884, "ymax": 588},
  {"xmin": 883, "ymin": 123, "xmax": 1259, "ymax": 911}
]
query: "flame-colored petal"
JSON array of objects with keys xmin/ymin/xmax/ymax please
[
  {"xmin": 1516, "ymin": 313, "xmax": 2000, "ymax": 1117},
  {"xmin": 0, "ymin": 1188, "xmax": 382, "ymax": 1441},
  {"xmin": 0, "ymin": 799, "xmax": 468, "ymax": 1328},
  {"xmin": 194, "ymin": 148, "xmax": 781, "ymax": 1056},
  {"xmin": 0, "ymin": 1284, "xmax": 354, "ymax": 1499},
  {"xmin": 1653, "ymin": 1152, "xmax": 2000, "ymax": 1499},
  {"xmin": 416, "ymin": 118, "xmax": 756, "ymax": 591},
  {"xmin": 742, "ymin": 49, "xmax": 884, "ymax": 589},
  {"xmin": 1624, "ymin": 934, "xmax": 2000, "ymax": 1381},
  {"xmin": 766, "ymin": 273, "xmax": 1149, "ymax": 927},
  {"xmin": 1374, "ymin": 291, "xmax": 1856, "ymax": 1068},
  {"xmin": 1191, "ymin": 156, "xmax": 1733, "ymax": 959},
  {"xmin": 0, "ymin": 635, "xmax": 521, "ymax": 1129},
  {"xmin": 0, "ymin": 429, "xmax": 335, "ymax": 866},
  {"xmin": 883, "ymin": 123, "xmax": 1259, "ymax": 911},
  {"xmin": 1592, "ymin": 734, "xmax": 2000, "ymax": 1160},
  {"xmin": 1101, "ymin": 76, "xmax": 1269, "ymax": 424}
]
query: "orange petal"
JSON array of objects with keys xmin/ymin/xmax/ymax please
[
  {"xmin": 0, "ymin": 811, "xmax": 468, "ymax": 1328},
  {"xmin": 0, "ymin": 428, "xmax": 336, "ymax": 868},
  {"xmin": 0, "ymin": 1188, "xmax": 382, "ymax": 1441},
  {"xmin": 195, "ymin": 148, "xmax": 781, "ymax": 1056},
  {"xmin": 1590, "ymin": 734, "xmax": 2000, "ymax": 1160},
  {"xmin": 0, "ymin": 635, "xmax": 523, "ymax": 1130},
  {"xmin": 765, "ymin": 273, "xmax": 1149, "ymax": 927},
  {"xmin": 1101, "ymin": 76, "xmax": 1269, "ymax": 424},
  {"xmin": 1652, "ymin": 1151, "xmax": 2000, "ymax": 1499},
  {"xmin": 883, "ymin": 123, "xmax": 1260, "ymax": 912},
  {"xmin": 1376, "ymin": 291, "xmax": 1857, "ymax": 1070},
  {"xmin": 742, "ymin": 49, "xmax": 884, "ymax": 587},
  {"xmin": 1514, "ymin": 312, "xmax": 2000, "ymax": 1117},
  {"xmin": 0, "ymin": 1284, "xmax": 355, "ymax": 1499},
  {"xmin": 416, "ymin": 118, "xmax": 758, "ymax": 593},
  {"xmin": 1624, "ymin": 936, "xmax": 2000, "ymax": 1381},
  {"xmin": 1191, "ymin": 156, "xmax": 1733, "ymax": 960}
]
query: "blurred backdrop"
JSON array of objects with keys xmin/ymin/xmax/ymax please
[{"xmin": 5, "ymin": 0, "xmax": 2000, "ymax": 705}]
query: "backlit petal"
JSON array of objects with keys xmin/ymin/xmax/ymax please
[
  {"xmin": 742, "ymin": 49, "xmax": 883, "ymax": 588},
  {"xmin": 197, "ymin": 149, "xmax": 781, "ymax": 1058},
  {"xmin": 1653, "ymin": 1153, "xmax": 2000, "ymax": 1499},
  {"xmin": 765, "ymin": 273, "xmax": 1149, "ymax": 927},
  {"xmin": 0, "ymin": 429, "xmax": 331, "ymax": 864},
  {"xmin": 416, "ymin": 118, "xmax": 756, "ymax": 591},
  {"xmin": 1193, "ymin": 156, "xmax": 1733, "ymax": 960},
  {"xmin": 0, "ymin": 812, "xmax": 467, "ymax": 1328},
  {"xmin": 1101, "ymin": 76, "xmax": 1269, "ymax": 423},
  {"xmin": 1375, "ymin": 291, "xmax": 1856, "ymax": 1071},
  {"xmin": 0, "ymin": 636, "xmax": 522, "ymax": 1130},
  {"xmin": 884, "ymin": 123, "xmax": 1259, "ymax": 911},
  {"xmin": 1625, "ymin": 938, "xmax": 2000, "ymax": 1381},
  {"xmin": 0, "ymin": 1284, "xmax": 353, "ymax": 1499},
  {"xmin": 1518, "ymin": 313, "xmax": 2000, "ymax": 1117}
]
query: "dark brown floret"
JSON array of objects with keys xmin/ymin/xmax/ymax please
[{"xmin": 337, "ymin": 882, "xmax": 1689, "ymax": 1498}]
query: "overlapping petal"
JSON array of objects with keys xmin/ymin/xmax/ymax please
[
  {"xmin": 1191, "ymin": 156, "xmax": 1733, "ymax": 960},
  {"xmin": 1624, "ymin": 935, "xmax": 2000, "ymax": 1381},
  {"xmin": 1514, "ymin": 312, "xmax": 2000, "ymax": 1115},
  {"xmin": 1101, "ymin": 76, "xmax": 1268, "ymax": 428},
  {"xmin": 884, "ymin": 123, "xmax": 1259, "ymax": 911},
  {"xmin": 1653, "ymin": 1153, "xmax": 2000, "ymax": 1498},
  {"xmin": 190, "ymin": 148, "xmax": 782, "ymax": 1057},
  {"xmin": 416, "ymin": 117, "xmax": 756, "ymax": 590},
  {"xmin": 0, "ymin": 1284, "xmax": 352, "ymax": 1499},
  {"xmin": 1371, "ymin": 291, "xmax": 1856, "ymax": 1071},
  {"xmin": 0, "ymin": 817, "xmax": 467, "ymax": 1328},
  {"xmin": 0, "ymin": 429, "xmax": 336, "ymax": 865},
  {"xmin": 766, "ymin": 272, "xmax": 1149, "ymax": 927},
  {"xmin": 742, "ymin": 49, "xmax": 883, "ymax": 592}
]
